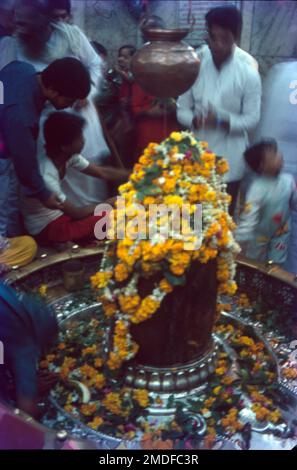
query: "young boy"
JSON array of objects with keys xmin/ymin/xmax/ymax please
[
  {"xmin": 0, "ymin": 282, "xmax": 58, "ymax": 417},
  {"xmin": 236, "ymin": 139, "xmax": 297, "ymax": 264},
  {"xmin": 21, "ymin": 112, "xmax": 129, "ymax": 245}
]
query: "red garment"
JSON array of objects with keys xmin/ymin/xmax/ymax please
[
  {"xmin": 119, "ymin": 81, "xmax": 179, "ymax": 163},
  {"xmin": 36, "ymin": 214, "xmax": 104, "ymax": 245}
]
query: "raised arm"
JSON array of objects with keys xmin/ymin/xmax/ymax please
[
  {"xmin": 82, "ymin": 163, "xmax": 131, "ymax": 182},
  {"xmin": 59, "ymin": 199, "xmax": 97, "ymax": 220},
  {"xmin": 177, "ymin": 87, "xmax": 196, "ymax": 130}
]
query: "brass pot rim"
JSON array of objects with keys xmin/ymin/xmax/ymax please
[{"xmin": 143, "ymin": 28, "xmax": 190, "ymax": 42}]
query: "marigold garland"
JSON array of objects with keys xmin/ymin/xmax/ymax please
[{"xmin": 91, "ymin": 131, "xmax": 240, "ymax": 370}]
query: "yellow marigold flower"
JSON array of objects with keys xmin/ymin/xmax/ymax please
[
  {"xmin": 133, "ymin": 163, "xmax": 143, "ymax": 172},
  {"xmin": 91, "ymin": 373, "xmax": 106, "ymax": 390},
  {"xmin": 102, "ymin": 301, "xmax": 117, "ymax": 318},
  {"xmin": 225, "ymin": 281, "xmax": 237, "ymax": 296},
  {"xmin": 170, "ymin": 264, "xmax": 186, "ymax": 275},
  {"xmin": 131, "ymin": 297, "xmax": 160, "ymax": 324},
  {"xmin": 107, "ymin": 351, "xmax": 122, "ymax": 370},
  {"xmin": 133, "ymin": 389, "xmax": 150, "ymax": 408},
  {"xmin": 88, "ymin": 416, "xmax": 104, "ymax": 430},
  {"xmin": 170, "ymin": 132, "xmax": 183, "ymax": 142},
  {"xmin": 79, "ymin": 364, "xmax": 97, "ymax": 379},
  {"xmin": 204, "ymin": 397, "xmax": 216, "ymax": 407},
  {"xmin": 102, "ymin": 392, "xmax": 123, "ymax": 415},
  {"xmin": 139, "ymin": 155, "xmax": 154, "ymax": 166},
  {"xmin": 163, "ymin": 178, "xmax": 176, "ymax": 193},
  {"xmin": 238, "ymin": 336, "xmax": 255, "ymax": 347},
  {"xmin": 163, "ymin": 195, "xmax": 184, "ymax": 206},
  {"xmin": 119, "ymin": 181, "xmax": 133, "ymax": 193},
  {"xmin": 213, "ymin": 386, "xmax": 222, "ymax": 395},
  {"xmin": 130, "ymin": 170, "xmax": 145, "ymax": 183},
  {"xmin": 215, "ymin": 366, "xmax": 227, "ymax": 376},
  {"xmin": 204, "ymin": 191, "xmax": 217, "ymax": 202},
  {"xmin": 201, "ymin": 151, "xmax": 216, "ymax": 163},
  {"xmin": 200, "ymin": 141, "xmax": 208, "ymax": 149},
  {"xmin": 115, "ymin": 319, "xmax": 128, "ymax": 336},
  {"xmin": 82, "ymin": 345, "xmax": 97, "ymax": 357},
  {"xmin": 115, "ymin": 263, "xmax": 130, "ymax": 282},
  {"xmin": 81, "ymin": 403, "xmax": 97, "ymax": 416},
  {"xmin": 169, "ymin": 145, "xmax": 179, "ymax": 155},
  {"xmin": 216, "ymin": 158, "xmax": 229, "ymax": 175},
  {"xmin": 221, "ymin": 375, "xmax": 234, "ymax": 385},
  {"xmin": 90, "ymin": 271, "xmax": 113, "ymax": 289},
  {"xmin": 94, "ymin": 358, "xmax": 103, "ymax": 368},
  {"xmin": 159, "ymin": 278, "xmax": 173, "ymax": 293},
  {"xmin": 143, "ymin": 196, "xmax": 156, "ymax": 205},
  {"xmin": 38, "ymin": 284, "xmax": 48, "ymax": 297},
  {"xmin": 119, "ymin": 294, "xmax": 141, "ymax": 315}
]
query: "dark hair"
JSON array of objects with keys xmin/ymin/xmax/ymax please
[
  {"xmin": 91, "ymin": 41, "xmax": 108, "ymax": 58},
  {"xmin": 118, "ymin": 44, "xmax": 136, "ymax": 56},
  {"xmin": 44, "ymin": 112, "xmax": 85, "ymax": 157},
  {"xmin": 46, "ymin": 0, "xmax": 71, "ymax": 14},
  {"xmin": 16, "ymin": 0, "xmax": 49, "ymax": 15},
  {"xmin": 206, "ymin": 6, "xmax": 242, "ymax": 40},
  {"xmin": 244, "ymin": 139, "xmax": 278, "ymax": 173},
  {"xmin": 41, "ymin": 57, "xmax": 91, "ymax": 99}
]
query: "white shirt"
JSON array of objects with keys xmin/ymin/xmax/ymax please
[
  {"xmin": 255, "ymin": 61, "xmax": 297, "ymax": 272},
  {"xmin": 177, "ymin": 45, "xmax": 262, "ymax": 182},
  {"xmin": 21, "ymin": 154, "xmax": 89, "ymax": 235},
  {"xmin": 0, "ymin": 22, "xmax": 109, "ymax": 206},
  {"xmin": 236, "ymin": 172, "xmax": 297, "ymax": 242}
]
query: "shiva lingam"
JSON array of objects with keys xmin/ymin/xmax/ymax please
[{"xmin": 124, "ymin": 260, "xmax": 218, "ymax": 395}]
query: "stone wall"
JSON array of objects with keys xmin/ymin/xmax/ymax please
[
  {"xmin": 71, "ymin": 0, "xmax": 297, "ymax": 76},
  {"xmin": 241, "ymin": 0, "xmax": 297, "ymax": 77}
]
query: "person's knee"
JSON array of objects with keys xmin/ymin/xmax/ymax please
[{"xmin": 20, "ymin": 236, "xmax": 38, "ymax": 255}]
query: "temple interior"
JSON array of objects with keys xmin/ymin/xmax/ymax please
[{"xmin": 0, "ymin": 0, "xmax": 297, "ymax": 452}]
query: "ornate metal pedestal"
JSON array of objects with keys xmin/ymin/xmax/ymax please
[{"xmin": 4, "ymin": 248, "xmax": 297, "ymax": 450}]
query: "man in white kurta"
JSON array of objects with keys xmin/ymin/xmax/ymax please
[{"xmin": 177, "ymin": 6, "xmax": 262, "ymax": 215}]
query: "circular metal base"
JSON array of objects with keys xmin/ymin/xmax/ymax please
[{"xmin": 124, "ymin": 342, "xmax": 218, "ymax": 394}]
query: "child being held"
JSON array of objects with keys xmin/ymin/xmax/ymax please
[
  {"xmin": 236, "ymin": 139, "xmax": 297, "ymax": 264},
  {"xmin": 21, "ymin": 112, "xmax": 129, "ymax": 245}
]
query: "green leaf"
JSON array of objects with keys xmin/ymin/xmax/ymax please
[{"xmin": 165, "ymin": 271, "xmax": 186, "ymax": 286}]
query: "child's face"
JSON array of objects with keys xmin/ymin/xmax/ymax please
[
  {"xmin": 118, "ymin": 49, "xmax": 133, "ymax": 71},
  {"xmin": 261, "ymin": 148, "xmax": 283, "ymax": 177},
  {"xmin": 62, "ymin": 132, "xmax": 85, "ymax": 158}
]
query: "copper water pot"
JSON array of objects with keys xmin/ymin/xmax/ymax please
[
  {"xmin": 131, "ymin": 28, "xmax": 200, "ymax": 98},
  {"xmin": 62, "ymin": 260, "xmax": 85, "ymax": 292}
]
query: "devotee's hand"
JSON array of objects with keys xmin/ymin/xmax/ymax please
[
  {"xmin": 192, "ymin": 115, "xmax": 204, "ymax": 130},
  {"xmin": 37, "ymin": 371, "xmax": 60, "ymax": 396},
  {"xmin": 74, "ymin": 98, "xmax": 89, "ymax": 111},
  {"xmin": 105, "ymin": 196, "xmax": 117, "ymax": 207},
  {"xmin": 43, "ymin": 193, "xmax": 63, "ymax": 210},
  {"xmin": 204, "ymin": 109, "xmax": 218, "ymax": 128}
]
